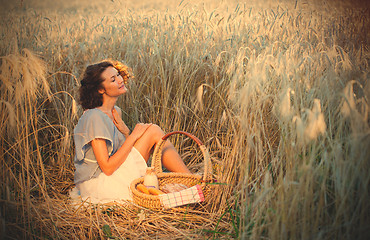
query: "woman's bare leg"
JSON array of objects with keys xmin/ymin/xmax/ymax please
[
  {"xmin": 160, "ymin": 141, "xmax": 191, "ymax": 173},
  {"xmin": 133, "ymin": 125, "xmax": 191, "ymax": 173}
]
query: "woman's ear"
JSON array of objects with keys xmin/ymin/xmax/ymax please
[{"xmin": 98, "ymin": 88, "xmax": 105, "ymax": 94}]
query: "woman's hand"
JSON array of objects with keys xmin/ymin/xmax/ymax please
[
  {"xmin": 91, "ymin": 122, "xmax": 153, "ymax": 176},
  {"xmin": 112, "ymin": 108, "xmax": 130, "ymax": 137},
  {"xmin": 130, "ymin": 123, "xmax": 153, "ymax": 141}
]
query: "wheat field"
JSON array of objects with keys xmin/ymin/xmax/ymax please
[{"xmin": 0, "ymin": 0, "xmax": 369, "ymax": 239}]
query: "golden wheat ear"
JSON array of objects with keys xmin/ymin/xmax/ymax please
[{"xmin": 112, "ymin": 61, "xmax": 134, "ymax": 84}]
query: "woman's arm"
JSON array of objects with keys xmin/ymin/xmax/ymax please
[{"xmin": 91, "ymin": 123, "xmax": 152, "ymax": 176}]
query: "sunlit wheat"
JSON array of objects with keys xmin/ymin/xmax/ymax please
[{"xmin": 0, "ymin": 0, "xmax": 369, "ymax": 239}]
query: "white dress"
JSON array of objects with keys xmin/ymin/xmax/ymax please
[
  {"xmin": 70, "ymin": 108, "xmax": 147, "ymax": 204},
  {"xmin": 75, "ymin": 147, "xmax": 147, "ymax": 204}
]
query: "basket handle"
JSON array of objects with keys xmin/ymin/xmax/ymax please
[{"xmin": 151, "ymin": 131, "xmax": 212, "ymax": 183}]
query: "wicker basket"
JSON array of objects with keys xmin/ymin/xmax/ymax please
[{"xmin": 130, "ymin": 131, "xmax": 213, "ymax": 209}]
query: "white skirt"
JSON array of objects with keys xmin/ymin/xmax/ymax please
[{"xmin": 70, "ymin": 147, "xmax": 147, "ymax": 205}]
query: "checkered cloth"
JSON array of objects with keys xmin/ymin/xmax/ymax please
[{"xmin": 159, "ymin": 185, "xmax": 205, "ymax": 208}]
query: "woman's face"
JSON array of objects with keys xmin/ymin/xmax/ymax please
[{"xmin": 99, "ymin": 66, "xmax": 127, "ymax": 97}]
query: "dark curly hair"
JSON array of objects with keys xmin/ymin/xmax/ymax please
[
  {"xmin": 79, "ymin": 60, "xmax": 133, "ymax": 110},
  {"xmin": 78, "ymin": 61, "xmax": 114, "ymax": 110}
]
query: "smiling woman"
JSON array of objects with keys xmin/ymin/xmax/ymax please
[
  {"xmin": 98, "ymin": 66, "xmax": 128, "ymax": 99},
  {"xmin": 71, "ymin": 60, "xmax": 190, "ymax": 204}
]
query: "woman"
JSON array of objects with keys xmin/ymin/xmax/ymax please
[{"xmin": 72, "ymin": 60, "xmax": 190, "ymax": 204}]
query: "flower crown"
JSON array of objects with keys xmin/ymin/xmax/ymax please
[{"xmin": 112, "ymin": 61, "xmax": 134, "ymax": 84}]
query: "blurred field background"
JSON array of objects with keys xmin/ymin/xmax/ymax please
[{"xmin": 0, "ymin": 0, "xmax": 369, "ymax": 239}]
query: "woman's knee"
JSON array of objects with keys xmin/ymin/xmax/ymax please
[
  {"xmin": 146, "ymin": 124, "xmax": 164, "ymax": 141},
  {"xmin": 134, "ymin": 124, "xmax": 163, "ymax": 161},
  {"xmin": 135, "ymin": 124, "xmax": 164, "ymax": 153}
]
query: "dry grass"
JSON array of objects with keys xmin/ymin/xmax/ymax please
[{"xmin": 0, "ymin": 0, "xmax": 369, "ymax": 239}]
